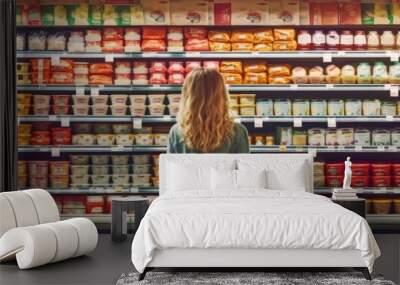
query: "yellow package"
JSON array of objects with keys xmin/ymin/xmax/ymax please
[
  {"xmin": 54, "ymin": 5, "xmax": 67, "ymax": 26},
  {"xmin": 208, "ymin": 30, "xmax": 231, "ymax": 43},
  {"xmin": 254, "ymin": 29, "xmax": 274, "ymax": 43},
  {"xmin": 210, "ymin": 42, "xmax": 231, "ymax": 51},
  {"xmin": 244, "ymin": 72, "xmax": 267, "ymax": 84},
  {"xmin": 232, "ymin": 42, "xmax": 254, "ymax": 51},
  {"xmin": 254, "ymin": 43, "xmax": 273, "ymax": 51},
  {"xmin": 244, "ymin": 61, "xmax": 267, "ymax": 73},
  {"xmin": 131, "ymin": 3, "xmax": 144, "ymax": 25},
  {"xmin": 221, "ymin": 73, "xmax": 243, "ymax": 84},
  {"xmin": 231, "ymin": 30, "xmax": 254, "ymax": 43},
  {"xmin": 273, "ymin": 40, "xmax": 297, "ymax": 51},
  {"xmin": 220, "ymin": 61, "xmax": 243, "ymax": 74},
  {"xmin": 74, "ymin": 4, "xmax": 89, "ymax": 25},
  {"xmin": 103, "ymin": 5, "xmax": 118, "ymax": 25}
]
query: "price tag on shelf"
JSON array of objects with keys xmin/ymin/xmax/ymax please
[
  {"xmin": 61, "ymin": 117, "xmax": 70, "ymax": 127},
  {"xmin": 90, "ymin": 87, "xmax": 100, "ymax": 96},
  {"xmin": 279, "ymin": 145, "xmax": 287, "ymax": 152},
  {"xmin": 355, "ymin": 145, "xmax": 363, "ymax": 152},
  {"xmin": 388, "ymin": 146, "xmax": 398, "ymax": 152},
  {"xmin": 322, "ymin": 53, "xmax": 332, "ymax": 63},
  {"xmin": 163, "ymin": 115, "xmax": 172, "ymax": 121},
  {"xmin": 386, "ymin": 115, "xmax": 394, "ymax": 122},
  {"xmin": 105, "ymin": 54, "xmax": 114, "ymax": 62},
  {"xmin": 327, "ymin": 117, "xmax": 337, "ymax": 128},
  {"xmin": 293, "ymin": 117, "xmax": 302, "ymax": 127},
  {"xmin": 390, "ymin": 85, "xmax": 399, "ymax": 97},
  {"xmin": 389, "ymin": 51, "xmax": 400, "ymax": 62},
  {"xmin": 131, "ymin": 187, "xmax": 139, "ymax": 193},
  {"xmin": 326, "ymin": 84, "xmax": 334, "ymax": 89},
  {"xmin": 51, "ymin": 147, "xmax": 60, "ymax": 157},
  {"xmin": 290, "ymin": 84, "xmax": 298, "ymax": 90},
  {"xmin": 234, "ymin": 117, "xmax": 241, "ymax": 123},
  {"xmin": 51, "ymin": 55, "xmax": 60, "ymax": 65},
  {"xmin": 384, "ymin": 84, "xmax": 391, "ymax": 90},
  {"xmin": 327, "ymin": 145, "xmax": 335, "ymax": 150},
  {"xmin": 133, "ymin": 118, "xmax": 142, "ymax": 129},
  {"xmin": 308, "ymin": 148, "xmax": 317, "ymax": 157},
  {"xmin": 49, "ymin": 115, "xmax": 57, "ymax": 121},
  {"xmin": 111, "ymin": 145, "xmax": 124, "ymax": 152},
  {"xmin": 254, "ymin": 118, "xmax": 263, "ymax": 128},
  {"xmin": 114, "ymin": 186, "xmax": 123, "ymax": 193},
  {"xmin": 75, "ymin": 86, "xmax": 85, "ymax": 96},
  {"xmin": 377, "ymin": 145, "xmax": 385, "ymax": 152}
]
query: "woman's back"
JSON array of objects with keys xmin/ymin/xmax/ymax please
[{"xmin": 168, "ymin": 122, "xmax": 249, "ymax": 153}]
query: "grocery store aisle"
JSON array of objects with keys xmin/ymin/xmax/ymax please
[{"xmin": 0, "ymin": 234, "xmax": 134, "ymax": 285}]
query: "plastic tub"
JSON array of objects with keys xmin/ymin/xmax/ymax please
[
  {"xmin": 132, "ymin": 155, "xmax": 151, "ymax": 165},
  {"xmin": 72, "ymin": 96, "xmax": 90, "ymax": 105},
  {"xmin": 72, "ymin": 134, "xmax": 96, "ymax": 145},
  {"xmin": 110, "ymin": 94, "xmax": 128, "ymax": 105},
  {"xmin": 239, "ymin": 94, "xmax": 256, "ymax": 105},
  {"xmin": 91, "ymin": 155, "xmax": 109, "ymax": 165},
  {"xmin": 70, "ymin": 155, "xmax": 90, "ymax": 165},
  {"xmin": 112, "ymin": 174, "xmax": 130, "ymax": 185},
  {"xmin": 91, "ymin": 175, "xmax": 110, "ymax": 185},
  {"xmin": 52, "ymin": 105, "xmax": 70, "ymax": 115},
  {"xmin": 33, "ymin": 105, "xmax": 50, "ymax": 115},
  {"xmin": 111, "ymin": 105, "xmax": 127, "ymax": 116},
  {"xmin": 33, "ymin": 95, "xmax": 50, "ymax": 105},
  {"xmin": 115, "ymin": 134, "xmax": 135, "ymax": 145},
  {"xmin": 148, "ymin": 104, "xmax": 165, "ymax": 116},
  {"xmin": 17, "ymin": 104, "xmax": 30, "ymax": 115},
  {"xmin": 92, "ymin": 95, "xmax": 109, "ymax": 105},
  {"xmin": 91, "ymin": 165, "xmax": 109, "ymax": 175},
  {"xmin": 129, "ymin": 95, "xmax": 147, "ymax": 105},
  {"xmin": 371, "ymin": 164, "xmax": 391, "ymax": 176},
  {"xmin": 132, "ymin": 174, "xmax": 151, "ymax": 187},
  {"xmin": 86, "ymin": 196, "xmax": 104, "ymax": 214},
  {"xmin": 132, "ymin": 164, "xmax": 151, "ymax": 174},
  {"xmin": 135, "ymin": 134, "xmax": 153, "ymax": 146},
  {"xmin": 96, "ymin": 134, "xmax": 115, "ymax": 146},
  {"xmin": 30, "ymin": 176, "xmax": 48, "ymax": 188},
  {"xmin": 112, "ymin": 165, "xmax": 130, "ymax": 174},
  {"xmin": 29, "ymin": 161, "xmax": 49, "ymax": 176},
  {"xmin": 372, "ymin": 199, "xmax": 392, "ymax": 214},
  {"xmin": 50, "ymin": 161, "xmax": 70, "ymax": 176},
  {"xmin": 111, "ymin": 155, "xmax": 129, "ymax": 165},
  {"xmin": 73, "ymin": 105, "xmax": 90, "ymax": 116},
  {"xmin": 167, "ymin": 104, "xmax": 180, "ymax": 116},
  {"xmin": 70, "ymin": 165, "xmax": 89, "ymax": 176},
  {"xmin": 325, "ymin": 175, "xmax": 343, "ymax": 187},
  {"xmin": 351, "ymin": 163, "xmax": 370, "ymax": 176},
  {"xmin": 92, "ymin": 105, "xmax": 109, "ymax": 116},
  {"xmin": 18, "ymin": 161, "xmax": 28, "ymax": 176},
  {"xmin": 50, "ymin": 175, "xmax": 69, "ymax": 188},
  {"xmin": 148, "ymin": 94, "xmax": 165, "ymax": 105},
  {"xmin": 18, "ymin": 124, "xmax": 32, "ymax": 134},
  {"xmin": 154, "ymin": 134, "xmax": 168, "ymax": 146},
  {"xmin": 18, "ymin": 134, "xmax": 31, "ymax": 145},
  {"xmin": 52, "ymin": 95, "xmax": 70, "ymax": 106},
  {"xmin": 167, "ymin": 94, "xmax": 181, "ymax": 104},
  {"xmin": 371, "ymin": 176, "xmax": 391, "ymax": 187},
  {"xmin": 70, "ymin": 175, "xmax": 90, "ymax": 185},
  {"xmin": 351, "ymin": 176, "xmax": 370, "ymax": 187},
  {"xmin": 130, "ymin": 106, "xmax": 146, "ymax": 117}
]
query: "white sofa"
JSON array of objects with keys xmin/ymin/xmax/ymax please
[{"xmin": 0, "ymin": 189, "xmax": 98, "ymax": 269}]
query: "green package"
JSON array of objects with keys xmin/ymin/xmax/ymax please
[
  {"xmin": 42, "ymin": 5, "xmax": 55, "ymax": 26},
  {"xmin": 89, "ymin": 4, "xmax": 103, "ymax": 25},
  {"xmin": 16, "ymin": 6, "xmax": 22, "ymax": 26},
  {"xmin": 361, "ymin": 3, "xmax": 374, "ymax": 24},
  {"xmin": 67, "ymin": 5, "xmax": 77, "ymax": 25},
  {"xmin": 117, "ymin": 5, "xmax": 131, "ymax": 25}
]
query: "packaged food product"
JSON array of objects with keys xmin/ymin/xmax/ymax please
[
  {"xmin": 111, "ymin": 165, "xmax": 130, "ymax": 175},
  {"xmin": 273, "ymin": 41, "xmax": 297, "ymax": 51},
  {"xmin": 392, "ymin": 129, "xmax": 400, "ymax": 146},
  {"xmin": 381, "ymin": 101, "xmax": 396, "ymax": 116},
  {"xmin": 132, "ymin": 155, "xmax": 151, "ymax": 165},
  {"xmin": 154, "ymin": 134, "xmax": 168, "ymax": 146},
  {"xmin": 310, "ymin": 100, "xmax": 327, "ymax": 116},
  {"xmin": 240, "ymin": 105, "xmax": 256, "ymax": 116},
  {"xmin": 221, "ymin": 73, "xmax": 242, "ymax": 84},
  {"xmin": 52, "ymin": 127, "xmax": 72, "ymax": 144},
  {"xmin": 292, "ymin": 130, "xmax": 307, "ymax": 146},
  {"xmin": 30, "ymin": 176, "xmax": 48, "ymax": 189},
  {"xmin": 209, "ymin": 42, "xmax": 231, "ymax": 51},
  {"xmin": 149, "ymin": 61, "xmax": 167, "ymax": 73},
  {"xmin": 328, "ymin": 99, "xmax": 344, "ymax": 116},
  {"xmin": 362, "ymin": 100, "xmax": 381, "ymax": 116},
  {"xmin": 112, "ymin": 174, "xmax": 130, "ymax": 186},
  {"xmin": 91, "ymin": 105, "xmax": 109, "ymax": 116},
  {"xmin": 142, "ymin": 39, "xmax": 166, "ymax": 51},
  {"xmin": 345, "ymin": 99, "xmax": 362, "ymax": 116},
  {"xmin": 72, "ymin": 134, "xmax": 96, "ymax": 145},
  {"xmin": 111, "ymin": 105, "xmax": 127, "ymax": 116},
  {"xmin": 90, "ymin": 63, "xmax": 113, "ymax": 75},
  {"xmin": 115, "ymin": 134, "xmax": 135, "ymax": 146},
  {"xmin": 231, "ymin": 30, "xmax": 254, "ymax": 43},
  {"xmin": 291, "ymin": 66, "xmax": 308, "ymax": 84},
  {"xmin": 142, "ymin": 27, "xmax": 166, "ymax": 40},
  {"xmin": 244, "ymin": 72, "xmax": 267, "ymax": 84},
  {"xmin": 337, "ymin": 128, "xmax": 354, "ymax": 146},
  {"xmin": 70, "ymin": 155, "xmax": 90, "ymax": 165},
  {"xmin": 167, "ymin": 104, "xmax": 180, "ymax": 116},
  {"xmin": 268, "ymin": 77, "xmax": 291, "ymax": 84},
  {"xmin": 184, "ymin": 27, "xmax": 207, "ymax": 39},
  {"xmin": 185, "ymin": 61, "xmax": 202, "ymax": 73},
  {"xmin": 135, "ymin": 134, "xmax": 154, "ymax": 146},
  {"xmin": 274, "ymin": 99, "xmax": 292, "ymax": 116},
  {"xmin": 268, "ymin": 65, "xmax": 291, "ymax": 77},
  {"xmin": 132, "ymin": 174, "xmax": 152, "ymax": 187},
  {"xmin": 70, "ymin": 174, "xmax": 89, "ymax": 187},
  {"xmin": 325, "ymin": 129, "xmax": 337, "ymax": 146},
  {"xmin": 351, "ymin": 176, "xmax": 369, "ymax": 187},
  {"xmin": 292, "ymin": 99, "xmax": 310, "ymax": 116},
  {"xmin": 168, "ymin": 62, "xmax": 185, "ymax": 74},
  {"xmin": 33, "ymin": 95, "xmax": 50, "ymax": 106},
  {"xmin": 111, "ymin": 155, "xmax": 129, "ymax": 165},
  {"xmin": 185, "ymin": 38, "xmax": 209, "ymax": 51},
  {"xmin": 274, "ymin": 29, "xmax": 295, "ymax": 41},
  {"xmin": 341, "ymin": 65, "xmax": 356, "ymax": 84},
  {"xmin": 28, "ymin": 32, "xmax": 46, "ymax": 51},
  {"xmin": 129, "ymin": 95, "xmax": 147, "ymax": 106},
  {"xmin": 33, "ymin": 105, "xmax": 50, "ymax": 116},
  {"xmin": 91, "ymin": 174, "xmax": 110, "ymax": 185},
  {"xmin": 89, "ymin": 75, "xmax": 113, "ymax": 85},
  {"xmin": 130, "ymin": 106, "xmax": 146, "ymax": 117},
  {"xmin": 148, "ymin": 104, "xmax": 166, "ymax": 116},
  {"xmin": 372, "ymin": 62, "xmax": 388, "ymax": 84},
  {"xmin": 29, "ymin": 161, "xmax": 49, "ymax": 176},
  {"xmin": 71, "ymin": 165, "xmax": 89, "ymax": 176},
  {"xmin": 244, "ymin": 62, "xmax": 267, "ymax": 73},
  {"xmin": 149, "ymin": 73, "xmax": 168, "ymax": 84},
  {"xmin": 325, "ymin": 163, "xmax": 344, "ymax": 176},
  {"xmin": 91, "ymin": 155, "xmax": 110, "ymax": 165},
  {"xmin": 50, "ymin": 161, "xmax": 69, "ymax": 176},
  {"xmin": 253, "ymin": 29, "xmax": 273, "ymax": 43},
  {"xmin": 47, "ymin": 33, "xmax": 66, "ymax": 51},
  {"xmin": 96, "ymin": 134, "xmax": 115, "ymax": 146},
  {"xmin": 389, "ymin": 62, "xmax": 400, "ymax": 84},
  {"xmin": 308, "ymin": 128, "xmax": 325, "ymax": 146},
  {"xmin": 253, "ymin": 43, "xmax": 273, "ymax": 51},
  {"xmin": 133, "ymin": 62, "xmax": 148, "ymax": 75},
  {"xmin": 372, "ymin": 129, "xmax": 391, "ymax": 146},
  {"xmin": 276, "ymin": 127, "xmax": 292, "ymax": 145},
  {"xmin": 93, "ymin": 123, "xmax": 112, "ymax": 134},
  {"xmin": 72, "ymin": 105, "xmax": 89, "ymax": 116},
  {"xmin": 203, "ymin": 61, "xmax": 219, "ymax": 70},
  {"xmin": 208, "ymin": 31, "xmax": 230, "ymax": 42},
  {"xmin": 232, "ymin": 43, "xmax": 253, "ymax": 51},
  {"xmin": 354, "ymin": 128, "xmax": 371, "ymax": 146}
]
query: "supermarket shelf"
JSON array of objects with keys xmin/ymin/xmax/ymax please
[
  {"xmin": 47, "ymin": 187, "xmax": 159, "ymax": 195},
  {"xmin": 16, "ymin": 84, "xmax": 400, "ymax": 93},
  {"xmin": 60, "ymin": 213, "xmax": 135, "ymax": 223},
  {"xmin": 367, "ymin": 215, "xmax": 400, "ymax": 225},
  {"xmin": 16, "ymin": 50, "xmax": 399, "ymax": 59},
  {"xmin": 315, "ymin": 187, "xmax": 400, "ymax": 195},
  {"xmin": 18, "ymin": 145, "xmax": 135, "ymax": 152},
  {"xmin": 18, "ymin": 115, "xmax": 400, "ymax": 123}
]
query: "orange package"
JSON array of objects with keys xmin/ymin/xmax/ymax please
[
  {"xmin": 254, "ymin": 43, "xmax": 273, "ymax": 51},
  {"xmin": 90, "ymin": 63, "xmax": 113, "ymax": 75},
  {"xmin": 209, "ymin": 42, "xmax": 231, "ymax": 51},
  {"xmin": 142, "ymin": 27, "xmax": 167, "ymax": 40},
  {"xmin": 253, "ymin": 29, "xmax": 274, "ymax": 43},
  {"xmin": 51, "ymin": 59, "xmax": 74, "ymax": 73},
  {"xmin": 220, "ymin": 61, "xmax": 243, "ymax": 74},
  {"xmin": 268, "ymin": 76, "xmax": 291, "ymax": 84},
  {"xmin": 50, "ymin": 72, "xmax": 74, "ymax": 84},
  {"xmin": 102, "ymin": 40, "xmax": 124, "ymax": 53},
  {"xmin": 184, "ymin": 27, "xmax": 207, "ymax": 39},
  {"xmin": 268, "ymin": 65, "xmax": 291, "ymax": 77},
  {"xmin": 31, "ymin": 71, "xmax": 50, "ymax": 84},
  {"xmin": 273, "ymin": 41, "xmax": 297, "ymax": 51},
  {"xmin": 30, "ymin": 59, "xmax": 51, "ymax": 71},
  {"xmin": 244, "ymin": 61, "xmax": 267, "ymax": 73},
  {"xmin": 185, "ymin": 38, "xmax": 209, "ymax": 51},
  {"xmin": 273, "ymin": 29, "xmax": 296, "ymax": 41},
  {"xmin": 231, "ymin": 30, "xmax": 254, "ymax": 43},
  {"xmin": 142, "ymin": 39, "xmax": 166, "ymax": 51},
  {"xmin": 232, "ymin": 43, "xmax": 253, "ymax": 51},
  {"xmin": 221, "ymin": 73, "xmax": 243, "ymax": 84},
  {"xmin": 103, "ymin": 28, "xmax": 124, "ymax": 41},
  {"xmin": 89, "ymin": 75, "xmax": 113, "ymax": 85},
  {"xmin": 208, "ymin": 30, "xmax": 231, "ymax": 43},
  {"xmin": 244, "ymin": 72, "xmax": 267, "ymax": 84}
]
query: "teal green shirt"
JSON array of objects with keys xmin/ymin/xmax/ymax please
[{"xmin": 167, "ymin": 123, "xmax": 249, "ymax": 153}]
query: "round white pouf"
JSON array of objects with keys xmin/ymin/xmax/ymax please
[{"xmin": 64, "ymin": 218, "xmax": 98, "ymax": 257}]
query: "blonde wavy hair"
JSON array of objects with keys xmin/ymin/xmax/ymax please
[{"xmin": 177, "ymin": 68, "xmax": 234, "ymax": 152}]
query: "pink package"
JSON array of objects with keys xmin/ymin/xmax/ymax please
[
  {"xmin": 149, "ymin": 73, "xmax": 167, "ymax": 84},
  {"xmin": 168, "ymin": 73, "xmax": 185, "ymax": 84},
  {"xmin": 203, "ymin": 61, "xmax": 220, "ymax": 70},
  {"xmin": 185, "ymin": 61, "xmax": 202, "ymax": 73},
  {"xmin": 168, "ymin": 61, "xmax": 185, "ymax": 74},
  {"xmin": 150, "ymin": 61, "xmax": 167, "ymax": 73},
  {"xmin": 133, "ymin": 62, "xmax": 148, "ymax": 75}
]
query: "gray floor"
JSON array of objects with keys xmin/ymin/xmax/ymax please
[{"xmin": 0, "ymin": 234, "xmax": 134, "ymax": 285}]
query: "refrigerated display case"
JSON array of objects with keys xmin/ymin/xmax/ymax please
[{"xmin": 15, "ymin": 0, "xmax": 400, "ymax": 228}]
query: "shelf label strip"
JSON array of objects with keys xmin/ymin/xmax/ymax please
[{"xmin": 254, "ymin": 118, "xmax": 263, "ymax": 128}]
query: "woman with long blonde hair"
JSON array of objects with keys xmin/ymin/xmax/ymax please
[{"xmin": 167, "ymin": 68, "xmax": 249, "ymax": 153}]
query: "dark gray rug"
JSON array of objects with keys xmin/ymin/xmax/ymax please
[{"xmin": 116, "ymin": 272, "xmax": 396, "ymax": 285}]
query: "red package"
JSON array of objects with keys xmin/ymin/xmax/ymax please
[
  {"xmin": 184, "ymin": 27, "xmax": 207, "ymax": 39},
  {"xmin": 51, "ymin": 59, "xmax": 74, "ymax": 73},
  {"xmin": 371, "ymin": 176, "xmax": 391, "ymax": 187},
  {"xmin": 150, "ymin": 61, "xmax": 167, "ymax": 73},
  {"xmin": 186, "ymin": 61, "xmax": 202, "ymax": 73},
  {"xmin": 351, "ymin": 163, "xmax": 370, "ymax": 176},
  {"xmin": 102, "ymin": 40, "xmax": 124, "ymax": 53},
  {"xmin": 320, "ymin": 2, "xmax": 339, "ymax": 25},
  {"xmin": 30, "ymin": 59, "xmax": 51, "ymax": 71},
  {"xmin": 203, "ymin": 61, "xmax": 220, "ymax": 70},
  {"xmin": 52, "ymin": 105, "xmax": 70, "ymax": 116},
  {"xmin": 168, "ymin": 73, "xmax": 185, "ymax": 84},
  {"xmin": 168, "ymin": 61, "xmax": 185, "ymax": 74},
  {"xmin": 325, "ymin": 163, "xmax": 344, "ymax": 176},
  {"xmin": 89, "ymin": 75, "xmax": 113, "ymax": 85},
  {"xmin": 371, "ymin": 164, "xmax": 392, "ymax": 176},
  {"xmin": 86, "ymin": 196, "xmax": 104, "ymax": 214},
  {"xmin": 339, "ymin": 2, "xmax": 361, "ymax": 25},
  {"xmin": 142, "ymin": 27, "xmax": 167, "ymax": 40},
  {"xmin": 30, "ymin": 131, "xmax": 51, "ymax": 145},
  {"xmin": 393, "ymin": 176, "xmax": 400, "ymax": 187},
  {"xmin": 325, "ymin": 176, "xmax": 343, "ymax": 187},
  {"xmin": 32, "ymin": 71, "xmax": 50, "ymax": 84},
  {"xmin": 103, "ymin": 28, "xmax": 124, "ymax": 41},
  {"xmin": 142, "ymin": 39, "xmax": 166, "ymax": 51},
  {"xmin": 213, "ymin": 2, "xmax": 231, "ymax": 25},
  {"xmin": 90, "ymin": 63, "xmax": 113, "ymax": 75},
  {"xmin": 185, "ymin": 38, "xmax": 209, "ymax": 51},
  {"xmin": 50, "ymin": 72, "xmax": 74, "ymax": 84},
  {"xmin": 52, "ymin": 128, "xmax": 72, "ymax": 145},
  {"xmin": 28, "ymin": 4, "xmax": 41, "ymax": 25},
  {"xmin": 393, "ymin": 164, "xmax": 400, "ymax": 176},
  {"xmin": 351, "ymin": 176, "xmax": 369, "ymax": 187},
  {"xmin": 149, "ymin": 73, "xmax": 167, "ymax": 84}
]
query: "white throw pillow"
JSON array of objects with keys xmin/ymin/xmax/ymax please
[
  {"xmin": 167, "ymin": 162, "xmax": 211, "ymax": 191},
  {"xmin": 211, "ymin": 168, "xmax": 237, "ymax": 190},
  {"xmin": 236, "ymin": 169, "xmax": 267, "ymax": 189}
]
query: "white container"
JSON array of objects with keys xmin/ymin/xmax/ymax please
[
  {"xmin": 91, "ymin": 175, "xmax": 110, "ymax": 185},
  {"xmin": 167, "ymin": 104, "xmax": 180, "ymax": 116},
  {"xmin": 132, "ymin": 164, "xmax": 151, "ymax": 174},
  {"xmin": 130, "ymin": 106, "xmax": 146, "ymax": 116},
  {"xmin": 307, "ymin": 128, "xmax": 325, "ymax": 146},
  {"xmin": 33, "ymin": 95, "xmax": 50, "ymax": 105},
  {"xmin": 372, "ymin": 129, "xmax": 391, "ymax": 146},
  {"xmin": 154, "ymin": 134, "xmax": 168, "ymax": 146},
  {"xmin": 96, "ymin": 134, "xmax": 115, "ymax": 146},
  {"xmin": 91, "ymin": 155, "xmax": 109, "ymax": 165},
  {"xmin": 274, "ymin": 100, "xmax": 292, "ymax": 116},
  {"xmin": 167, "ymin": 94, "xmax": 181, "ymax": 104},
  {"xmin": 328, "ymin": 100, "xmax": 344, "ymax": 116},
  {"xmin": 391, "ymin": 129, "xmax": 400, "ymax": 146},
  {"xmin": 345, "ymin": 99, "xmax": 362, "ymax": 116},
  {"xmin": 337, "ymin": 128, "xmax": 354, "ymax": 146},
  {"xmin": 256, "ymin": 100, "xmax": 274, "ymax": 116},
  {"xmin": 111, "ymin": 105, "xmax": 127, "ymax": 116},
  {"xmin": 92, "ymin": 105, "xmax": 109, "ymax": 116},
  {"xmin": 72, "ymin": 134, "xmax": 96, "ymax": 145},
  {"xmin": 72, "ymin": 96, "xmax": 90, "ymax": 105},
  {"xmin": 112, "ymin": 165, "xmax": 130, "ymax": 174},
  {"xmin": 70, "ymin": 165, "xmax": 90, "ymax": 176},
  {"xmin": 91, "ymin": 165, "xmax": 109, "ymax": 175},
  {"xmin": 110, "ymin": 94, "xmax": 128, "ymax": 105},
  {"xmin": 73, "ymin": 105, "xmax": 90, "ymax": 116},
  {"xmin": 135, "ymin": 134, "xmax": 153, "ymax": 146},
  {"xmin": 148, "ymin": 104, "xmax": 165, "ymax": 116},
  {"xmin": 310, "ymin": 100, "xmax": 327, "ymax": 116},
  {"xmin": 112, "ymin": 174, "xmax": 130, "ymax": 185},
  {"xmin": 148, "ymin": 94, "xmax": 166, "ymax": 105},
  {"xmin": 131, "ymin": 155, "xmax": 151, "ymax": 165},
  {"xmin": 111, "ymin": 155, "xmax": 129, "ymax": 165},
  {"xmin": 363, "ymin": 100, "xmax": 381, "ymax": 116},
  {"xmin": 70, "ymin": 175, "xmax": 90, "ymax": 185},
  {"xmin": 129, "ymin": 95, "xmax": 147, "ymax": 105},
  {"xmin": 132, "ymin": 174, "xmax": 151, "ymax": 187},
  {"xmin": 92, "ymin": 95, "xmax": 109, "ymax": 105},
  {"xmin": 354, "ymin": 128, "xmax": 371, "ymax": 146},
  {"xmin": 115, "ymin": 134, "xmax": 135, "ymax": 146}
]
